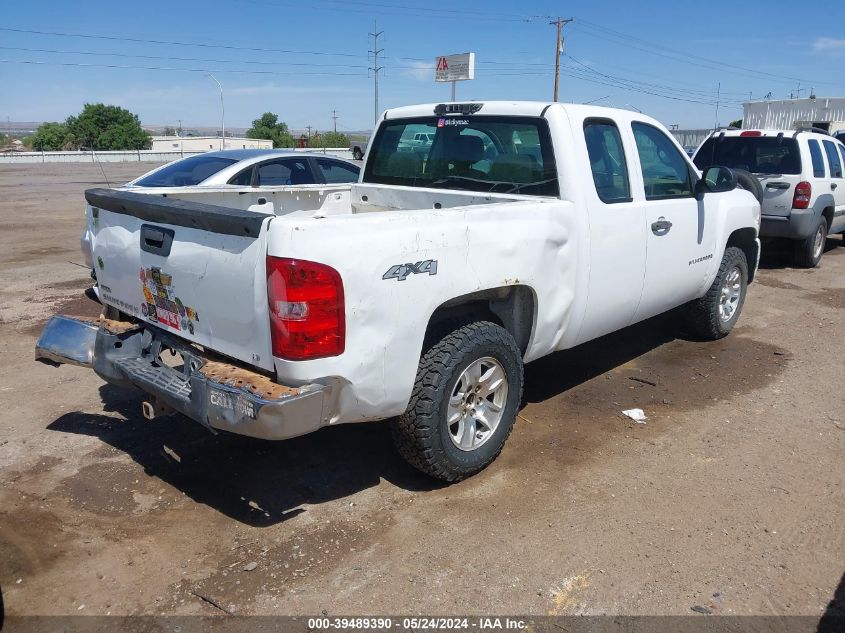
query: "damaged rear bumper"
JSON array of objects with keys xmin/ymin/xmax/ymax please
[{"xmin": 35, "ymin": 315, "xmax": 328, "ymax": 441}]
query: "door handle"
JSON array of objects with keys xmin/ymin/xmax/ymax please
[
  {"xmin": 140, "ymin": 224, "xmax": 175, "ymax": 257},
  {"xmin": 833, "ymin": 183, "xmax": 838, "ymax": 190},
  {"xmin": 651, "ymin": 217, "xmax": 673, "ymax": 235},
  {"xmin": 765, "ymin": 182, "xmax": 790, "ymax": 190}
]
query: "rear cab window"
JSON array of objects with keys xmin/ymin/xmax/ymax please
[
  {"xmin": 364, "ymin": 115, "xmax": 559, "ymax": 196},
  {"xmin": 134, "ymin": 155, "xmax": 237, "ymax": 187},
  {"xmin": 822, "ymin": 140, "xmax": 843, "ymax": 178},
  {"xmin": 807, "ymin": 140, "xmax": 827, "ymax": 178},
  {"xmin": 632, "ymin": 122, "xmax": 693, "ymax": 199},
  {"xmin": 583, "ymin": 119, "xmax": 631, "ymax": 203},
  {"xmin": 694, "ymin": 136, "xmax": 801, "ymax": 175}
]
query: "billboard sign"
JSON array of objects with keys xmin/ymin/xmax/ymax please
[{"xmin": 434, "ymin": 53, "xmax": 476, "ymax": 83}]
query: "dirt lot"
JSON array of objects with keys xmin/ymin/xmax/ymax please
[{"xmin": 0, "ymin": 163, "xmax": 843, "ymax": 619}]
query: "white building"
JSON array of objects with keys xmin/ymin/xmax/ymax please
[
  {"xmin": 742, "ymin": 97, "xmax": 845, "ymax": 134},
  {"xmin": 150, "ymin": 136, "xmax": 273, "ymax": 152}
]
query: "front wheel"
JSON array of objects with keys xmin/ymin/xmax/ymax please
[
  {"xmin": 683, "ymin": 246, "xmax": 749, "ymax": 340},
  {"xmin": 391, "ymin": 321, "xmax": 523, "ymax": 482}
]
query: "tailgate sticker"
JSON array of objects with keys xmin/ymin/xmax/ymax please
[{"xmin": 140, "ymin": 267, "xmax": 200, "ymax": 334}]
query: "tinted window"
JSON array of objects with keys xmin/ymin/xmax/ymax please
[
  {"xmin": 808, "ymin": 140, "xmax": 826, "ymax": 178},
  {"xmin": 839, "ymin": 145, "xmax": 845, "ymax": 175},
  {"xmin": 632, "ymin": 122, "xmax": 693, "ymax": 199},
  {"xmin": 364, "ymin": 116, "xmax": 559, "ymax": 196},
  {"xmin": 316, "ymin": 158, "xmax": 360, "ymax": 184},
  {"xmin": 255, "ymin": 158, "xmax": 314, "ymax": 186},
  {"xmin": 134, "ymin": 155, "xmax": 237, "ymax": 187},
  {"xmin": 694, "ymin": 136, "xmax": 801, "ymax": 175},
  {"xmin": 228, "ymin": 167, "xmax": 254, "ymax": 186},
  {"xmin": 823, "ymin": 140, "xmax": 843, "ymax": 178},
  {"xmin": 584, "ymin": 119, "xmax": 631, "ymax": 203}
]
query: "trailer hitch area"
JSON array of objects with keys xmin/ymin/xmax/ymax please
[{"xmin": 141, "ymin": 399, "xmax": 176, "ymax": 420}]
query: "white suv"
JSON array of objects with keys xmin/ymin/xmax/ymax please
[{"xmin": 694, "ymin": 129, "xmax": 845, "ymax": 267}]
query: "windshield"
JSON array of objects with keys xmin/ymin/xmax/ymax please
[
  {"xmin": 694, "ymin": 137, "xmax": 801, "ymax": 175},
  {"xmin": 363, "ymin": 116, "xmax": 559, "ymax": 196},
  {"xmin": 134, "ymin": 155, "xmax": 238, "ymax": 187}
]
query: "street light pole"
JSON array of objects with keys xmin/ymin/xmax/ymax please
[{"xmin": 207, "ymin": 74, "xmax": 225, "ymax": 150}]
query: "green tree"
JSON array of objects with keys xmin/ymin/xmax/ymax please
[
  {"xmin": 246, "ymin": 112, "xmax": 295, "ymax": 148},
  {"xmin": 31, "ymin": 122, "xmax": 71, "ymax": 151},
  {"xmin": 729, "ymin": 119, "xmax": 742, "ymax": 129},
  {"xmin": 65, "ymin": 103, "xmax": 151, "ymax": 150},
  {"xmin": 308, "ymin": 131, "xmax": 349, "ymax": 148}
]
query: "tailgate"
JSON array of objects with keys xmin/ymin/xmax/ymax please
[
  {"xmin": 86, "ymin": 188, "xmax": 275, "ymax": 372},
  {"xmin": 757, "ymin": 173, "xmax": 801, "ymax": 217}
]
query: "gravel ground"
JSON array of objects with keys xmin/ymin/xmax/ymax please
[{"xmin": 0, "ymin": 163, "xmax": 843, "ymax": 620}]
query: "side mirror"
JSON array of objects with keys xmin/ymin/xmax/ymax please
[{"xmin": 695, "ymin": 165, "xmax": 737, "ymax": 198}]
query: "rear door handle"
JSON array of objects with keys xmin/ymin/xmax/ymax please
[
  {"xmin": 765, "ymin": 182, "xmax": 790, "ymax": 190},
  {"xmin": 833, "ymin": 183, "xmax": 838, "ymax": 190},
  {"xmin": 651, "ymin": 217, "xmax": 672, "ymax": 235}
]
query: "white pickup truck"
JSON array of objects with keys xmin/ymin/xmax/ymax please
[{"xmin": 37, "ymin": 101, "xmax": 761, "ymax": 481}]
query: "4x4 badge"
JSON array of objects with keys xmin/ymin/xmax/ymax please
[{"xmin": 383, "ymin": 260, "xmax": 438, "ymax": 282}]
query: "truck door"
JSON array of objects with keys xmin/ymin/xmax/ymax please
[
  {"xmin": 630, "ymin": 122, "xmax": 718, "ymax": 322},
  {"xmin": 576, "ymin": 118, "xmax": 647, "ymax": 344}
]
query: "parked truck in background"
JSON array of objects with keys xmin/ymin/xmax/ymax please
[
  {"xmin": 349, "ymin": 134, "xmax": 370, "ymax": 161},
  {"xmin": 37, "ymin": 101, "xmax": 761, "ymax": 482}
]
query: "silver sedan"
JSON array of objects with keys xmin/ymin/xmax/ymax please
[{"xmin": 127, "ymin": 149, "xmax": 360, "ymax": 188}]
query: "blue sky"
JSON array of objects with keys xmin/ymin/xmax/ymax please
[{"xmin": 1, "ymin": 0, "xmax": 844, "ymax": 132}]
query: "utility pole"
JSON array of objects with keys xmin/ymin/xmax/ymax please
[
  {"xmin": 369, "ymin": 21, "xmax": 384, "ymax": 126},
  {"xmin": 306, "ymin": 125, "xmax": 313, "ymax": 138},
  {"xmin": 206, "ymin": 74, "xmax": 225, "ymax": 150},
  {"xmin": 331, "ymin": 110, "xmax": 338, "ymax": 133},
  {"xmin": 550, "ymin": 17, "xmax": 573, "ymax": 102},
  {"xmin": 714, "ymin": 82, "xmax": 721, "ymax": 130},
  {"xmin": 177, "ymin": 119, "xmax": 182, "ymax": 137}
]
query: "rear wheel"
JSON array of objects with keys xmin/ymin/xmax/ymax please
[
  {"xmin": 683, "ymin": 246, "xmax": 748, "ymax": 340},
  {"xmin": 391, "ymin": 321, "xmax": 523, "ymax": 482},
  {"xmin": 794, "ymin": 216, "xmax": 827, "ymax": 268}
]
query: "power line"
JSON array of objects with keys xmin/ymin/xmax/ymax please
[
  {"xmin": 0, "ymin": 45, "xmax": 370, "ymax": 69},
  {"xmin": 574, "ymin": 20, "xmax": 845, "ymax": 88},
  {"xmin": 565, "ymin": 54, "xmax": 742, "ymax": 101},
  {"xmin": 0, "ymin": 58, "xmax": 366, "ymax": 77},
  {"xmin": 0, "ymin": 27, "xmax": 364, "ymax": 59},
  {"xmin": 236, "ymin": 0, "xmax": 535, "ymax": 22}
]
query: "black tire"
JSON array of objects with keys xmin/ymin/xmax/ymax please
[
  {"xmin": 683, "ymin": 246, "xmax": 748, "ymax": 340},
  {"xmin": 733, "ymin": 168, "xmax": 763, "ymax": 204},
  {"xmin": 352, "ymin": 148, "xmax": 363, "ymax": 160},
  {"xmin": 794, "ymin": 216, "xmax": 827, "ymax": 268},
  {"xmin": 391, "ymin": 321, "xmax": 523, "ymax": 482}
]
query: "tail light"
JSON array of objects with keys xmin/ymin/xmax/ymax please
[
  {"xmin": 266, "ymin": 256, "xmax": 345, "ymax": 360},
  {"xmin": 740, "ymin": 130, "xmax": 762, "ymax": 137},
  {"xmin": 792, "ymin": 181, "xmax": 812, "ymax": 209}
]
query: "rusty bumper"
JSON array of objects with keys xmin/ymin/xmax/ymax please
[{"xmin": 35, "ymin": 315, "xmax": 328, "ymax": 441}]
